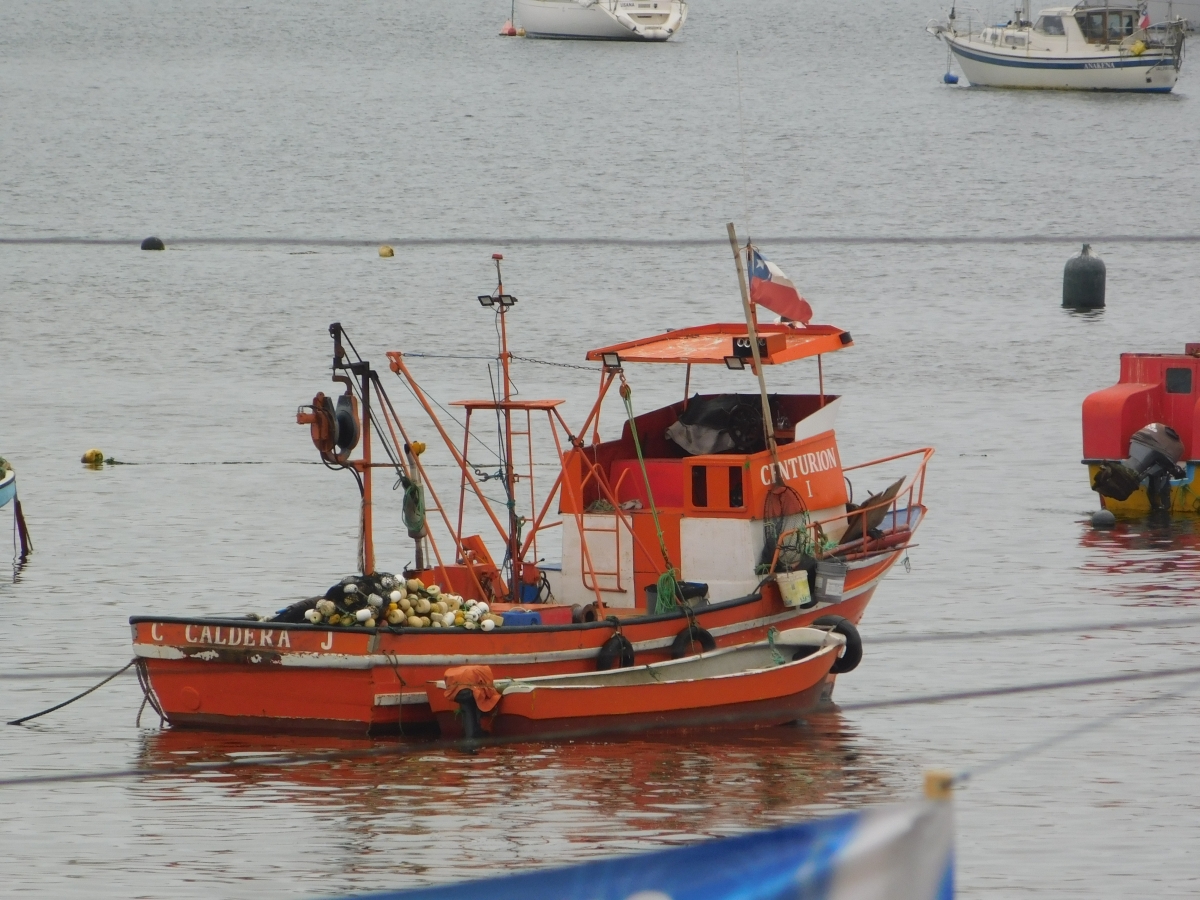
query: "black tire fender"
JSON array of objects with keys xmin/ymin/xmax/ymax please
[
  {"xmin": 814, "ymin": 615, "xmax": 863, "ymax": 674},
  {"xmin": 597, "ymin": 633, "xmax": 635, "ymax": 670},
  {"xmin": 670, "ymin": 624, "xmax": 716, "ymax": 659}
]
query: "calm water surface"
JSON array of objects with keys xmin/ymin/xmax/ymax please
[{"xmin": 3, "ymin": 1, "xmax": 1200, "ymax": 897}]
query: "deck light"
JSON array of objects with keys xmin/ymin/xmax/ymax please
[
  {"xmin": 724, "ymin": 356, "xmax": 746, "ymax": 370},
  {"xmin": 601, "ymin": 352, "xmax": 621, "ymax": 368},
  {"xmin": 479, "ymin": 293, "xmax": 518, "ymax": 307}
]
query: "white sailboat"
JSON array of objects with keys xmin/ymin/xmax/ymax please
[
  {"xmin": 516, "ymin": 0, "xmax": 687, "ymax": 41},
  {"xmin": 927, "ymin": 1, "xmax": 1187, "ymax": 91}
]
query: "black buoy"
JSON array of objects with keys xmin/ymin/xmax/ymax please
[
  {"xmin": 141, "ymin": 236, "xmax": 165, "ymax": 251},
  {"xmin": 1063, "ymin": 243, "xmax": 1105, "ymax": 308}
]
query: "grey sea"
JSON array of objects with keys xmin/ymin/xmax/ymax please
[{"xmin": 4, "ymin": 0, "xmax": 1200, "ymax": 896}]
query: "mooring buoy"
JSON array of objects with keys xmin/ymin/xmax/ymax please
[
  {"xmin": 1063, "ymin": 243, "xmax": 1105, "ymax": 309},
  {"xmin": 141, "ymin": 236, "xmax": 165, "ymax": 251},
  {"xmin": 1091, "ymin": 509, "xmax": 1116, "ymax": 528},
  {"xmin": 379, "ymin": 245, "xmax": 394, "ymax": 258},
  {"xmin": 81, "ymin": 448, "xmax": 105, "ymax": 465}
]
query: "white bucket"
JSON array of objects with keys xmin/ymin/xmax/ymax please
[{"xmin": 776, "ymin": 570, "xmax": 812, "ymax": 608}]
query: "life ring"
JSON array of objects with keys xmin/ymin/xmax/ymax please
[
  {"xmin": 597, "ymin": 633, "xmax": 635, "ymax": 670},
  {"xmin": 814, "ymin": 615, "xmax": 862, "ymax": 674},
  {"xmin": 670, "ymin": 624, "xmax": 716, "ymax": 659}
]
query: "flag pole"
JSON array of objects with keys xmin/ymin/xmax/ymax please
[{"xmin": 727, "ymin": 222, "xmax": 782, "ymax": 483}]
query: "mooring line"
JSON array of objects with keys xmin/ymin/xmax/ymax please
[
  {"xmin": 954, "ymin": 675, "xmax": 1200, "ymax": 787},
  {"xmin": 5, "ymin": 234, "xmax": 1200, "ymax": 248},
  {"xmin": 4, "ymin": 662, "xmax": 1200, "ymax": 788},
  {"xmin": 6, "ymin": 660, "xmax": 136, "ymax": 726},
  {"xmin": 867, "ymin": 612, "xmax": 1200, "ymax": 645}
]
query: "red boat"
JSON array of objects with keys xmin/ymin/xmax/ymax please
[
  {"xmin": 1084, "ymin": 343, "xmax": 1200, "ymax": 515},
  {"xmin": 428, "ymin": 626, "xmax": 845, "ymax": 740},
  {"xmin": 132, "ymin": 244, "xmax": 932, "ymax": 734}
]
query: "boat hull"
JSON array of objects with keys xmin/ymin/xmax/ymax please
[
  {"xmin": 131, "ymin": 535, "xmax": 906, "ymax": 735},
  {"xmin": 1087, "ymin": 463, "xmax": 1200, "ymax": 515},
  {"xmin": 429, "ymin": 646, "xmax": 838, "ymax": 739},
  {"xmin": 515, "ymin": 0, "xmax": 685, "ymax": 41},
  {"xmin": 944, "ymin": 35, "xmax": 1180, "ymax": 91},
  {"xmin": 0, "ymin": 472, "xmax": 14, "ymax": 509}
]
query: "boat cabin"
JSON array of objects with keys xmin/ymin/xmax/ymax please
[
  {"xmin": 551, "ymin": 323, "xmax": 855, "ymax": 609},
  {"xmin": 979, "ymin": 4, "xmax": 1144, "ymax": 50},
  {"xmin": 1083, "ymin": 345, "xmax": 1200, "ymax": 463}
]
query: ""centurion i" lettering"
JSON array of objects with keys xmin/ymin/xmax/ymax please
[{"xmin": 759, "ymin": 448, "xmax": 840, "ymax": 485}]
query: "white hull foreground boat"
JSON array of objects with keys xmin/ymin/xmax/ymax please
[
  {"xmin": 928, "ymin": 2, "xmax": 1186, "ymax": 91},
  {"xmin": 516, "ymin": 0, "xmax": 686, "ymax": 40}
]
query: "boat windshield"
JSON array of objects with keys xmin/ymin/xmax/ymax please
[{"xmin": 1034, "ymin": 14, "xmax": 1065, "ymax": 33}]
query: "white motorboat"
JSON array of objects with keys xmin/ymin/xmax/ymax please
[
  {"xmin": 927, "ymin": 1, "xmax": 1187, "ymax": 91},
  {"xmin": 515, "ymin": 0, "xmax": 687, "ymax": 41}
]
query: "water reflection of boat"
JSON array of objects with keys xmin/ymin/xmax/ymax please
[
  {"xmin": 135, "ymin": 709, "xmax": 890, "ymax": 842},
  {"xmin": 928, "ymin": 1, "xmax": 1186, "ymax": 91},
  {"xmin": 1079, "ymin": 515, "xmax": 1200, "ymax": 602}
]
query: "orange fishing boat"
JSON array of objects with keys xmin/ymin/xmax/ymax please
[
  {"xmin": 131, "ymin": 237, "xmax": 933, "ymax": 735},
  {"xmin": 428, "ymin": 626, "xmax": 844, "ymax": 739}
]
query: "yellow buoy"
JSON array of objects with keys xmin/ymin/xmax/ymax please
[
  {"xmin": 81, "ymin": 448, "xmax": 105, "ymax": 465},
  {"xmin": 924, "ymin": 770, "xmax": 954, "ymax": 801},
  {"xmin": 379, "ymin": 245, "xmax": 395, "ymax": 258},
  {"xmin": 411, "ymin": 441, "xmax": 426, "ymax": 456}
]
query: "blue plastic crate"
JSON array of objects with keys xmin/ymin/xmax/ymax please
[{"xmin": 501, "ymin": 609, "xmax": 542, "ymax": 627}]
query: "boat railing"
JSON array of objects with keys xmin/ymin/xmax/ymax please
[{"xmin": 769, "ymin": 446, "xmax": 934, "ymax": 568}]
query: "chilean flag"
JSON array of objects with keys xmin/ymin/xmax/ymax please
[
  {"xmin": 748, "ymin": 247, "xmax": 813, "ymax": 325},
  {"xmin": 1139, "ymin": 8, "xmax": 1151, "ymax": 29}
]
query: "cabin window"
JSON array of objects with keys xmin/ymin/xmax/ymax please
[
  {"xmin": 1079, "ymin": 12, "xmax": 1106, "ymax": 40},
  {"xmin": 1003, "ymin": 32, "xmax": 1028, "ymax": 46},
  {"xmin": 728, "ymin": 466, "xmax": 744, "ymax": 508},
  {"xmin": 691, "ymin": 465, "xmax": 708, "ymax": 507},
  {"xmin": 1166, "ymin": 368, "xmax": 1193, "ymax": 394},
  {"xmin": 1035, "ymin": 15, "xmax": 1064, "ymax": 34},
  {"xmin": 1111, "ymin": 13, "xmax": 1134, "ymax": 37}
]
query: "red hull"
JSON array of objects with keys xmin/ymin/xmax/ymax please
[
  {"xmin": 429, "ymin": 646, "xmax": 838, "ymax": 740},
  {"xmin": 133, "ymin": 549, "xmax": 896, "ymax": 735}
]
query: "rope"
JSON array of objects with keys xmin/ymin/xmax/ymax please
[
  {"xmin": 7, "ymin": 660, "xmax": 136, "ymax": 726},
  {"xmin": 767, "ymin": 626, "xmax": 785, "ymax": 665},
  {"xmin": 6, "ymin": 662, "xmax": 1200, "ymax": 789},
  {"xmin": 954, "ymin": 674, "xmax": 1200, "ymax": 787},
  {"xmin": 617, "ymin": 375, "xmax": 679, "ymax": 613}
]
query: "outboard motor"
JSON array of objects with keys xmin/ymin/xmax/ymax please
[{"xmin": 1092, "ymin": 423, "xmax": 1186, "ymax": 510}]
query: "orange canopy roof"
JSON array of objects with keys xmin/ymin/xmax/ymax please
[{"xmin": 586, "ymin": 323, "xmax": 853, "ymax": 366}]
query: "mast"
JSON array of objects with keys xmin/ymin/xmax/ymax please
[
  {"xmin": 487, "ymin": 253, "xmax": 521, "ymax": 601},
  {"xmin": 726, "ymin": 222, "xmax": 783, "ymax": 483}
]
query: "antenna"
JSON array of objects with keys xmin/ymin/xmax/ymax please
[{"xmin": 735, "ymin": 50, "xmax": 751, "ymax": 232}]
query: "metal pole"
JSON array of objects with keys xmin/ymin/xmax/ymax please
[
  {"xmin": 495, "ymin": 256, "xmax": 519, "ymax": 601},
  {"xmin": 726, "ymin": 222, "xmax": 782, "ymax": 482}
]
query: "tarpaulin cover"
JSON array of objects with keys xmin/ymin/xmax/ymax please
[
  {"xmin": 332, "ymin": 799, "xmax": 954, "ymax": 900},
  {"xmin": 441, "ymin": 665, "xmax": 501, "ymax": 712}
]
